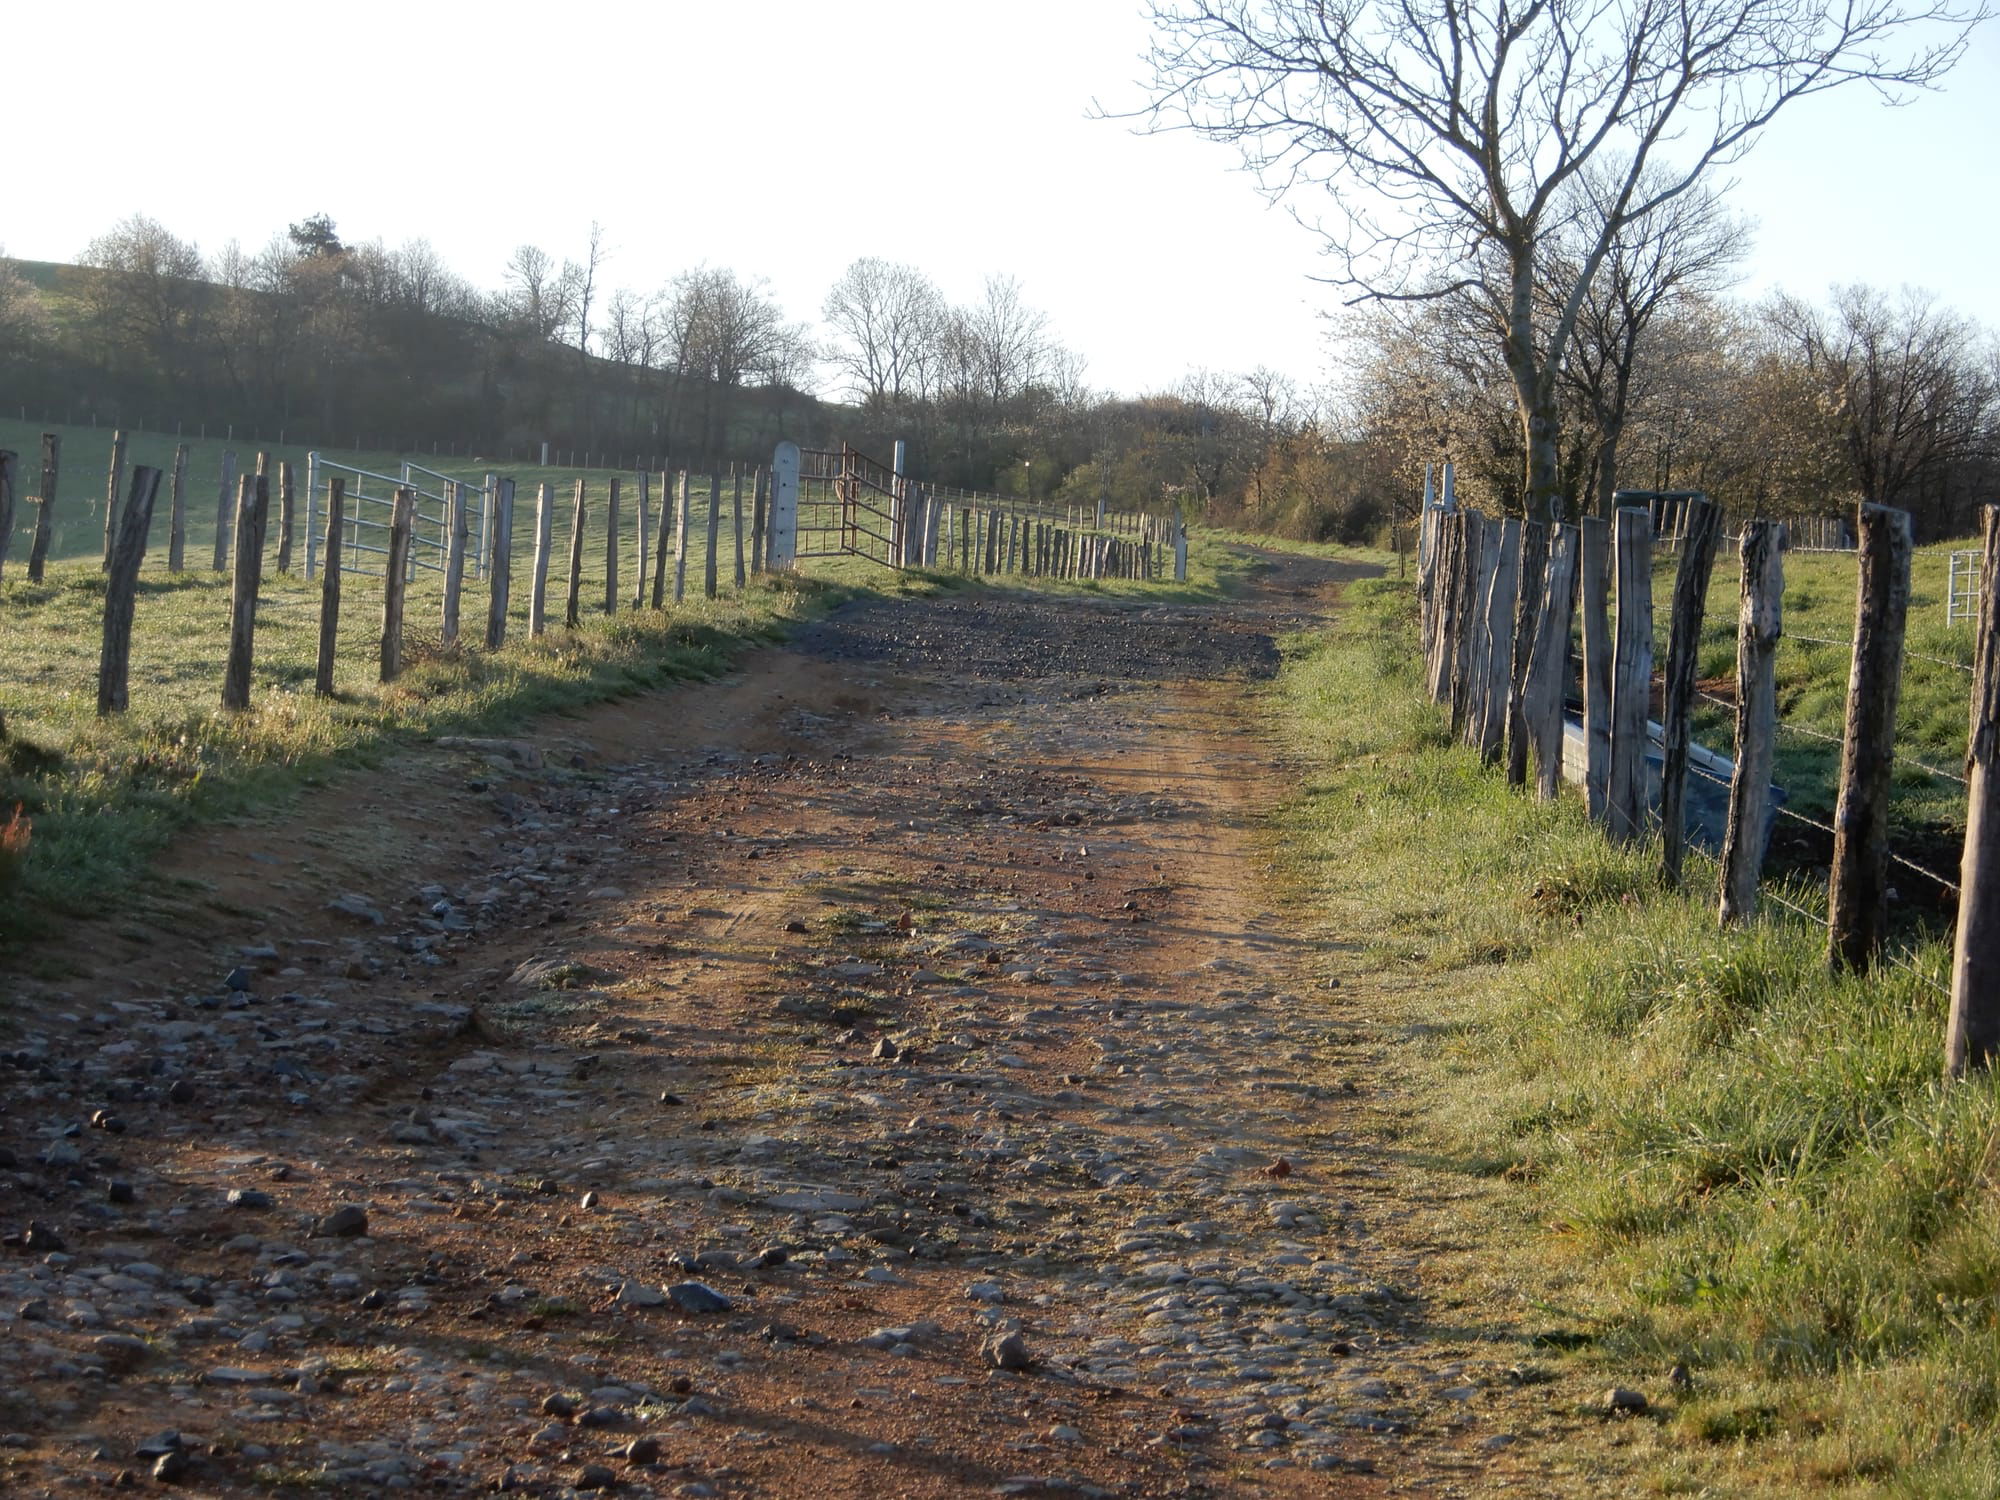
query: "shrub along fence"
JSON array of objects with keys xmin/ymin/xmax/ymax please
[{"xmin": 1416, "ymin": 467, "xmax": 2000, "ymax": 1079}]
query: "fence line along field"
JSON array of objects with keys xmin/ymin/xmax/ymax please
[
  {"xmin": 0, "ymin": 418, "xmax": 1196, "ymax": 943},
  {"xmin": 1416, "ymin": 477, "xmax": 2000, "ymax": 1076}
]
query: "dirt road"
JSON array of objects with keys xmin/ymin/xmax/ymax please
[{"xmin": 0, "ymin": 553, "xmax": 1562, "ymax": 1497}]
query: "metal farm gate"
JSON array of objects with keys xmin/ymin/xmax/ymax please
[{"xmin": 795, "ymin": 445, "xmax": 925, "ymax": 568}]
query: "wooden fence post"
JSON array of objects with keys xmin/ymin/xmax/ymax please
[
  {"xmin": 705, "ymin": 470, "xmax": 722, "ymax": 599},
  {"xmin": 529, "ymin": 482, "xmax": 554, "ymax": 637},
  {"xmin": 1455, "ymin": 512, "xmax": 1496, "ymax": 740},
  {"xmin": 211, "ymin": 449, "xmax": 238, "ymax": 571},
  {"xmin": 485, "ymin": 477, "xmax": 514, "ymax": 649},
  {"xmin": 732, "ymin": 467, "xmax": 747, "ymax": 588},
  {"xmin": 1504, "ymin": 519, "xmax": 1548, "ymax": 784},
  {"xmin": 316, "ymin": 478, "xmax": 345, "ymax": 696},
  {"xmin": 1474, "ymin": 519, "xmax": 1521, "ymax": 763},
  {"xmin": 1175, "ymin": 516, "xmax": 1188, "ymax": 583},
  {"xmin": 166, "ymin": 443, "xmax": 188, "ymax": 572},
  {"xmin": 1606, "ymin": 508, "xmax": 1654, "ymax": 843},
  {"xmin": 220, "ymin": 471, "xmax": 270, "ymax": 711},
  {"xmin": 276, "ymin": 460, "xmax": 296, "ymax": 572},
  {"xmin": 1829, "ymin": 503, "xmax": 1914, "ymax": 971},
  {"xmin": 0, "ymin": 449, "xmax": 14, "ymax": 580},
  {"xmin": 751, "ymin": 466, "xmax": 768, "ymax": 574},
  {"xmin": 604, "ymin": 477, "xmax": 621, "ymax": 614},
  {"xmin": 381, "ymin": 488, "xmax": 414, "ymax": 682},
  {"xmin": 565, "ymin": 479, "xmax": 587, "ymax": 627},
  {"xmin": 96, "ymin": 466, "xmax": 163, "ymax": 715},
  {"xmin": 1948, "ymin": 506, "xmax": 2000, "ymax": 1073},
  {"xmin": 1579, "ymin": 516, "xmax": 1613, "ymax": 823},
  {"xmin": 1522, "ymin": 524, "xmax": 1580, "ymax": 800},
  {"xmin": 441, "ymin": 480, "xmax": 469, "ymax": 645},
  {"xmin": 634, "ymin": 473, "xmax": 650, "ymax": 607},
  {"xmin": 28, "ymin": 433, "xmax": 59, "ymax": 582},
  {"xmin": 1428, "ymin": 511, "xmax": 1465, "ymax": 703},
  {"xmin": 652, "ymin": 468, "xmax": 675, "ymax": 605},
  {"xmin": 674, "ymin": 471, "xmax": 692, "ymax": 601},
  {"xmin": 1659, "ymin": 497, "xmax": 1723, "ymax": 886},
  {"xmin": 1720, "ymin": 520, "xmax": 1784, "ymax": 924},
  {"xmin": 101, "ymin": 428, "xmax": 126, "ymax": 570}
]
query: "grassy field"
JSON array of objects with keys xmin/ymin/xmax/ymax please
[
  {"xmin": 0, "ymin": 418, "xmax": 1261, "ymax": 948},
  {"xmin": 1268, "ymin": 577, "xmax": 2000, "ymax": 1497}
]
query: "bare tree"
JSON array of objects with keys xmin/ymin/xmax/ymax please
[
  {"xmin": 968, "ymin": 274, "xmax": 1050, "ymax": 407},
  {"xmin": 1553, "ymin": 172, "xmax": 1748, "ymax": 515},
  {"xmin": 823, "ymin": 258, "xmax": 944, "ymax": 409},
  {"xmin": 80, "ymin": 214, "xmax": 212, "ymax": 386},
  {"xmin": 1769, "ymin": 285, "xmax": 1999, "ymax": 531},
  {"xmin": 503, "ymin": 244, "xmax": 569, "ymax": 341},
  {"xmin": 1135, "ymin": 0, "xmax": 1985, "ymax": 519}
]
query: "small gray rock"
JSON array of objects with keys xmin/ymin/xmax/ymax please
[
  {"xmin": 226, "ymin": 1189, "xmax": 273, "ymax": 1211},
  {"xmin": 986, "ymin": 1331, "xmax": 1033, "ymax": 1372},
  {"xmin": 573, "ymin": 1463, "xmax": 616, "ymax": 1491},
  {"xmin": 314, "ymin": 1205, "xmax": 368, "ymax": 1238},
  {"xmin": 1605, "ymin": 1387, "xmax": 1649, "ymax": 1415},
  {"xmin": 666, "ymin": 1281, "xmax": 732, "ymax": 1314}
]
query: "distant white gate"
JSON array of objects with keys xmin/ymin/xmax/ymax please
[{"xmin": 303, "ymin": 455, "xmax": 494, "ymax": 580}]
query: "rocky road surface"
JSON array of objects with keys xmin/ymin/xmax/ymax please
[{"xmin": 0, "ymin": 553, "xmax": 1583, "ymax": 1497}]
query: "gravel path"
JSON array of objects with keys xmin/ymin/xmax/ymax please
[{"xmin": 0, "ymin": 552, "xmax": 1581, "ymax": 1498}]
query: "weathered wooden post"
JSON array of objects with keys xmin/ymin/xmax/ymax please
[
  {"xmin": 1829, "ymin": 503, "xmax": 1913, "ymax": 971},
  {"xmin": 673, "ymin": 470, "xmax": 693, "ymax": 601},
  {"xmin": 1720, "ymin": 521, "xmax": 1784, "ymax": 924},
  {"xmin": 634, "ymin": 473, "xmax": 651, "ymax": 607},
  {"xmin": 220, "ymin": 471, "xmax": 270, "ymax": 711},
  {"xmin": 769, "ymin": 446, "xmax": 800, "ymax": 572},
  {"xmin": 211, "ymin": 449, "xmax": 239, "ymax": 571},
  {"xmin": 1948, "ymin": 507, "xmax": 2000, "ymax": 1074},
  {"xmin": 1579, "ymin": 516, "xmax": 1613, "ymax": 823},
  {"xmin": 732, "ymin": 467, "xmax": 747, "ymax": 588},
  {"xmin": 315, "ymin": 478, "xmax": 345, "ymax": 696},
  {"xmin": 1456, "ymin": 513, "xmax": 1498, "ymax": 741},
  {"xmin": 529, "ymin": 482, "xmax": 554, "ymax": 637},
  {"xmin": 101, "ymin": 428, "xmax": 127, "ymax": 570},
  {"xmin": 1174, "ymin": 515, "xmax": 1188, "ymax": 583},
  {"xmin": 1659, "ymin": 497, "xmax": 1723, "ymax": 886},
  {"xmin": 165, "ymin": 444, "xmax": 189, "ymax": 572},
  {"xmin": 751, "ymin": 466, "xmax": 768, "ymax": 575},
  {"xmin": 652, "ymin": 468, "xmax": 675, "ymax": 606},
  {"xmin": 381, "ymin": 488, "xmax": 415, "ymax": 682},
  {"xmin": 1606, "ymin": 507, "xmax": 1654, "ymax": 843},
  {"xmin": 27, "ymin": 433, "xmax": 59, "ymax": 583},
  {"xmin": 440, "ymin": 480, "xmax": 469, "ymax": 645},
  {"xmin": 565, "ymin": 479, "xmax": 587, "ymax": 628},
  {"xmin": 485, "ymin": 477, "xmax": 514, "ymax": 649},
  {"xmin": 1504, "ymin": 519, "xmax": 1548, "ymax": 784},
  {"xmin": 96, "ymin": 466, "xmax": 163, "ymax": 715},
  {"xmin": 704, "ymin": 470, "xmax": 722, "ymax": 599},
  {"xmin": 1522, "ymin": 525, "xmax": 1580, "ymax": 800},
  {"xmin": 276, "ymin": 460, "xmax": 296, "ymax": 572},
  {"xmin": 604, "ymin": 477, "xmax": 621, "ymax": 614},
  {"xmin": 0, "ymin": 449, "xmax": 15, "ymax": 579},
  {"xmin": 1424, "ymin": 511, "xmax": 1460, "ymax": 701},
  {"xmin": 1474, "ymin": 519, "xmax": 1521, "ymax": 763}
]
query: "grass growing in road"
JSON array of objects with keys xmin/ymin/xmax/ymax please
[{"xmin": 1267, "ymin": 577, "xmax": 2000, "ymax": 1498}]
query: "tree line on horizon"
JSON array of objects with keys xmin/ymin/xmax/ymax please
[{"xmin": 0, "ymin": 209, "xmax": 1993, "ymax": 545}]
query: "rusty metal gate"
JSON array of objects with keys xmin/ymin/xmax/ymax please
[{"xmin": 796, "ymin": 445, "xmax": 920, "ymax": 567}]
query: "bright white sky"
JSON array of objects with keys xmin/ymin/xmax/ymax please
[{"xmin": 12, "ymin": 1, "xmax": 1998, "ymax": 400}]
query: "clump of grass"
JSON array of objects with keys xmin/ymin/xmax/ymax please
[{"xmin": 1268, "ymin": 573, "xmax": 2000, "ymax": 1493}]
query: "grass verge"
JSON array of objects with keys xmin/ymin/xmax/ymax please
[{"xmin": 1266, "ymin": 575, "xmax": 2000, "ymax": 1498}]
